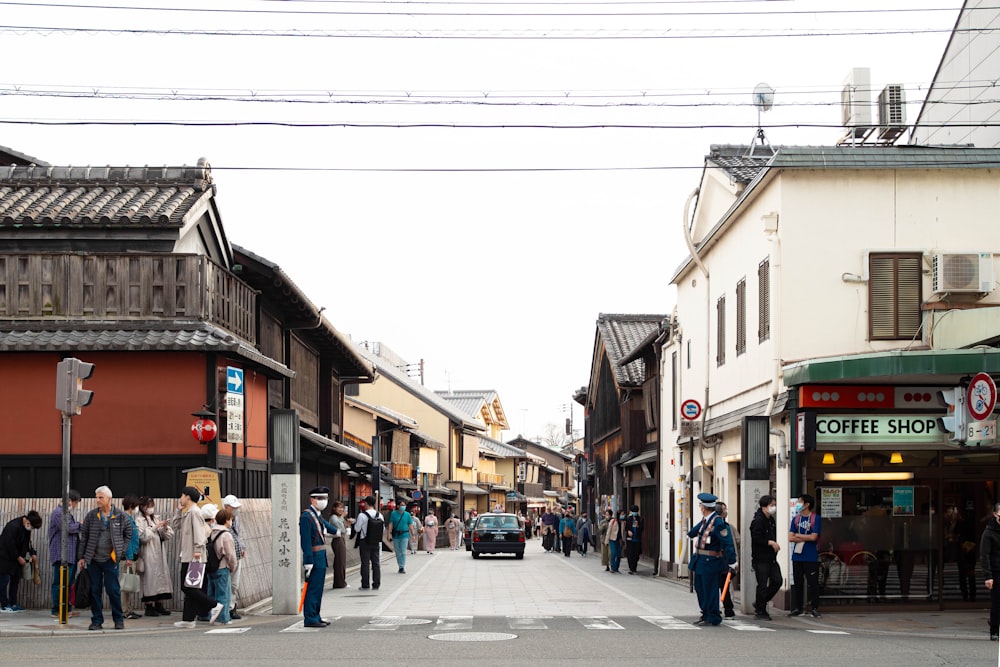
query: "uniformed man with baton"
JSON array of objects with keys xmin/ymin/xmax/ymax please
[
  {"xmin": 299, "ymin": 486, "xmax": 338, "ymax": 628},
  {"xmin": 687, "ymin": 493, "xmax": 737, "ymax": 626}
]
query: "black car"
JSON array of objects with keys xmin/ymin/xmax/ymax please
[{"xmin": 470, "ymin": 512, "xmax": 525, "ymax": 559}]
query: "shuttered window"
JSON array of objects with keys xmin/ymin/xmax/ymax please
[
  {"xmin": 758, "ymin": 258, "xmax": 770, "ymax": 343},
  {"xmin": 869, "ymin": 253, "xmax": 922, "ymax": 340},
  {"xmin": 716, "ymin": 294, "xmax": 726, "ymax": 367},
  {"xmin": 736, "ymin": 278, "xmax": 747, "ymax": 356}
]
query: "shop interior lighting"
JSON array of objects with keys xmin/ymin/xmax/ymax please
[{"xmin": 824, "ymin": 472, "xmax": 914, "ymax": 481}]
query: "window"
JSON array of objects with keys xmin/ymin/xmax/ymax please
[
  {"xmin": 736, "ymin": 278, "xmax": 747, "ymax": 356},
  {"xmin": 716, "ymin": 294, "xmax": 726, "ymax": 366},
  {"xmin": 758, "ymin": 258, "xmax": 770, "ymax": 342},
  {"xmin": 869, "ymin": 253, "xmax": 922, "ymax": 340}
]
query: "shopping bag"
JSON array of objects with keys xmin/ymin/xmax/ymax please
[
  {"xmin": 74, "ymin": 568, "xmax": 92, "ymax": 609},
  {"xmin": 184, "ymin": 561, "xmax": 206, "ymax": 589},
  {"xmin": 119, "ymin": 564, "xmax": 141, "ymax": 593}
]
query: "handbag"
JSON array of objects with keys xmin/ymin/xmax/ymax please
[
  {"xmin": 135, "ymin": 556, "xmax": 145, "ymax": 574},
  {"xmin": 184, "ymin": 561, "xmax": 206, "ymax": 589},
  {"xmin": 21, "ymin": 561, "xmax": 32, "ymax": 581},
  {"xmin": 74, "ymin": 568, "xmax": 92, "ymax": 609},
  {"xmin": 119, "ymin": 563, "xmax": 140, "ymax": 593}
]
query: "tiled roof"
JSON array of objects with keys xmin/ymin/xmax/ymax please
[
  {"xmin": 596, "ymin": 314, "xmax": 667, "ymax": 387},
  {"xmin": 478, "ymin": 435, "xmax": 526, "ymax": 458},
  {"xmin": 0, "ymin": 160, "xmax": 213, "ymax": 227},
  {"xmin": 707, "ymin": 144, "xmax": 774, "ymax": 183},
  {"xmin": 0, "ymin": 145, "xmax": 49, "ymax": 167},
  {"xmin": 0, "ymin": 320, "xmax": 294, "ymax": 378}
]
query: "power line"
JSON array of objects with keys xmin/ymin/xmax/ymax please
[
  {"xmin": 0, "ymin": 24, "xmax": 969, "ymax": 39},
  {"xmin": 0, "ymin": 0, "xmax": 968, "ymax": 18}
]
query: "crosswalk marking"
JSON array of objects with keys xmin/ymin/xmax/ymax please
[
  {"xmin": 205, "ymin": 627, "xmax": 251, "ymax": 634},
  {"xmin": 807, "ymin": 630, "xmax": 849, "ymax": 635},
  {"xmin": 280, "ymin": 620, "xmax": 317, "ymax": 633},
  {"xmin": 436, "ymin": 616, "xmax": 473, "ymax": 631},
  {"xmin": 574, "ymin": 616, "xmax": 624, "ymax": 630},
  {"xmin": 640, "ymin": 615, "xmax": 700, "ymax": 630},
  {"xmin": 726, "ymin": 619, "xmax": 775, "ymax": 632},
  {"xmin": 508, "ymin": 616, "xmax": 552, "ymax": 630}
]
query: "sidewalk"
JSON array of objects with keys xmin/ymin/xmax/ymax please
[{"xmin": 0, "ymin": 548, "xmax": 993, "ymax": 640}]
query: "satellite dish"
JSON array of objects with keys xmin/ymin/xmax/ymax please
[{"xmin": 753, "ymin": 83, "xmax": 775, "ymax": 112}]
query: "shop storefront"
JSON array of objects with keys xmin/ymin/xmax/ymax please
[{"xmin": 789, "ymin": 374, "xmax": 1000, "ymax": 610}]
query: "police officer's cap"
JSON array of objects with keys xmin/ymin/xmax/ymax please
[
  {"xmin": 309, "ymin": 486, "xmax": 330, "ymax": 497},
  {"xmin": 697, "ymin": 492, "xmax": 718, "ymax": 508}
]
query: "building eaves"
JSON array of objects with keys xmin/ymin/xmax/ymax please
[
  {"xmin": 0, "ymin": 145, "xmax": 49, "ymax": 167},
  {"xmin": 477, "ymin": 435, "xmax": 526, "ymax": 459},
  {"xmin": 355, "ymin": 344, "xmax": 485, "ymax": 432},
  {"xmin": 596, "ymin": 313, "xmax": 666, "ymax": 386},
  {"xmin": 0, "ymin": 320, "xmax": 294, "ymax": 378},
  {"xmin": 345, "ymin": 396, "xmax": 418, "ymax": 428},
  {"xmin": 232, "ymin": 245, "xmax": 374, "ymax": 380}
]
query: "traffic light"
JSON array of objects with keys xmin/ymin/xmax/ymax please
[
  {"xmin": 55, "ymin": 358, "xmax": 95, "ymax": 415},
  {"xmin": 938, "ymin": 387, "xmax": 967, "ymax": 444}
]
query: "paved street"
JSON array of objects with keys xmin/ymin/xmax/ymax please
[{"xmin": 3, "ymin": 542, "xmax": 1000, "ymax": 665}]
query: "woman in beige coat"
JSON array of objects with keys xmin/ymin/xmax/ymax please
[{"xmin": 136, "ymin": 496, "xmax": 174, "ymax": 616}]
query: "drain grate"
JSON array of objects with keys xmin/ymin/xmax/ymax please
[{"xmin": 428, "ymin": 632, "xmax": 518, "ymax": 642}]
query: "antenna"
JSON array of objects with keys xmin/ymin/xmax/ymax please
[{"xmin": 747, "ymin": 83, "xmax": 775, "ymax": 156}]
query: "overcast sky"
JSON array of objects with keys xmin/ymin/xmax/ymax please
[{"xmin": 3, "ymin": 0, "xmax": 959, "ymax": 441}]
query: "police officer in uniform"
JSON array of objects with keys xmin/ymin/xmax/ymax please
[
  {"xmin": 300, "ymin": 486, "xmax": 338, "ymax": 628},
  {"xmin": 687, "ymin": 493, "xmax": 737, "ymax": 626}
]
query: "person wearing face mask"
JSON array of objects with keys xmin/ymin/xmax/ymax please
[
  {"xmin": 979, "ymin": 502, "xmax": 1000, "ymax": 641},
  {"xmin": 749, "ymin": 494, "xmax": 782, "ymax": 621},
  {"xmin": 222, "ymin": 495, "xmax": 246, "ymax": 619},
  {"xmin": 788, "ymin": 493, "xmax": 822, "ymax": 618},
  {"xmin": 605, "ymin": 510, "xmax": 625, "ymax": 573},
  {"xmin": 624, "ymin": 505, "xmax": 644, "ymax": 574},
  {"xmin": 0, "ymin": 510, "xmax": 42, "ymax": 613},
  {"xmin": 300, "ymin": 486, "xmax": 338, "ymax": 628},
  {"xmin": 47, "ymin": 489, "xmax": 81, "ymax": 618},
  {"xmin": 135, "ymin": 496, "xmax": 173, "ymax": 616},
  {"xmin": 687, "ymin": 493, "xmax": 737, "ymax": 626}
]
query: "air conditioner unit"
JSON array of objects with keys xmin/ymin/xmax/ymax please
[
  {"xmin": 841, "ymin": 67, "xmax": 873, "ymax": 139},
  {"xmin": 877, "ymin": 84, "xmax": 906, "ymax": 143},
  {"xmin": 932, "ymin": 252, "xmax": 995, "ymax": 294}
]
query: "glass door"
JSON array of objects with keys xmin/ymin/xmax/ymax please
[{"xmin": 940, "ymin": 480, "xmax": 994, "ymax": 605}]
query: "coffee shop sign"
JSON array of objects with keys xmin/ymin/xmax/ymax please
[{"xmin": 815, "ymin": 415, "xmax": 945, "ymax": 443}]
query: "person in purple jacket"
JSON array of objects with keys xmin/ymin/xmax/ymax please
[{"xmin": 48, "ymin": 489, "xmax": 82, "ymax": 617}]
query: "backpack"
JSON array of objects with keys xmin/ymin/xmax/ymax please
[
  {"xmin": 365, "ymin": 512, "xmax": 384, "ymax": 548},
  {"xmin": 206, "ymin": 532, "xmax": 223, "ymax": 574}
]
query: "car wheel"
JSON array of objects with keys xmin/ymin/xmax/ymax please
[
  {"xmin": 515, "ymin": 552, "xmax": 524, "ymax": 560},
  {"xmin": 472, "ymin": 551, "xmax": 480, "ymax": 559}
]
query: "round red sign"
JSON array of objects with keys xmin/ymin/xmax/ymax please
[
  {"xmin": 967, "ymin": 372, "xmax": 997, "ymax": 421},
  {"xmin": 680, "ymin": 399, "xmax": 702, "ymax": 421}
]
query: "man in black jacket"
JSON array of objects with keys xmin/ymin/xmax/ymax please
[
  {"xmin": 980, "ymin": 501, "xmax": 1000, "ymax": 641},
  {"xmin": 749, "ymin": 494, "xmax": 781, "ymax": 620}
]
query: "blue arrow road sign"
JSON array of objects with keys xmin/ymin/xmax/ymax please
[{"xmin": 227, "ymin": 367, "xmax": 244, "ymax": 395}]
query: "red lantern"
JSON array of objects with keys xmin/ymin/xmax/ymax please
[{"xmin": 191, "ymin": 418, "xmax": 217, "ymax": 443}]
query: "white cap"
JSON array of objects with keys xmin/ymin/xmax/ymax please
[
  {"xmin": 200, "ymin": 503, "xmax": 219, "ymax": 520},
  {"xmin": 222, "ymin": 494, "xmax": 241, "ymax": 508}
]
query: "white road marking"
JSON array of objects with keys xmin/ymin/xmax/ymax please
[
  {"xmin": 640, "ymin": 615, "xmax": 700, "ymax": 630},
  {"xmin": 574, "ymin": 616, "xmax": 624, "ymax": 630},
  {"xmin": 807, "ymin": 630, "xmax": 850, "ymax": 635},
  {"xmin": 205, "ymin": 627, "xmax": 250, "ymax": 634},
  {"xmin": 436, "ymin": 615, "xmax": 473, "ymax": 631},
  {"xmin": 280, "ymin": 620, "xmax": 319, "ymax": 633},
  {"xmin": 508, "ymin": 616, "xmax": 552, "ymax": 630}
]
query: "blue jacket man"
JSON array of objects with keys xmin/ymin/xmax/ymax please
[
  {"xmin": 299, "ymin": 486, "xmax": 338, "ymax": 628},
  {"xmin": 687, "ymin": 492, "xmax": 737, "ymax": 626}
]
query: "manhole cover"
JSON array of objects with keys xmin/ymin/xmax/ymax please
[
  {"xmin": 428, "ymin": 632, "xmax": 518, "ymax": 642},
  {"xmin": 368, "ymin": 618, "xmax": 433, "ymax": 626}
]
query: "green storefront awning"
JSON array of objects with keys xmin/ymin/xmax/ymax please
[{"xmin": 783, "ymin": 348, "xmax": 1000, "ymax": 386}]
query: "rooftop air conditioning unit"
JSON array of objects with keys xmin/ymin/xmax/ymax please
[
  {"xmin": 877, "ymin": 84, "xmax": 906, "ymax": 143},
  {"xmin": 932, "ymin": 252, "xmax": 995, "ymax": 294},
  {"xmin": 841, "ymin": 67, "xmax": 873, "ymax": 139}
]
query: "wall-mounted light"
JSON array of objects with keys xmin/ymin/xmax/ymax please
[
  {"xmin": 822, "ymin": 452, "xmax": 836, "ymax": 465},
  {"xmin": 825, "ymin": 472, "xmax": 914, "ymax": 481},
  {"xmin": 889, "ymin": 452, "xmax": 903, "ymax": 464}
]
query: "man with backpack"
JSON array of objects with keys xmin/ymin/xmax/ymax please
[
  {"xmin": 352, "ymin": 495, "xmax": 383, "ymax": 590},
  {"xmin": 299, "ymin": 486, "xmax": 339, "ymax": 628}
]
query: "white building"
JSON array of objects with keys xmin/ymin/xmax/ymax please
[{"xmin": 660, "ymin": 142, "xmax": 1000, "ymax": 613}]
